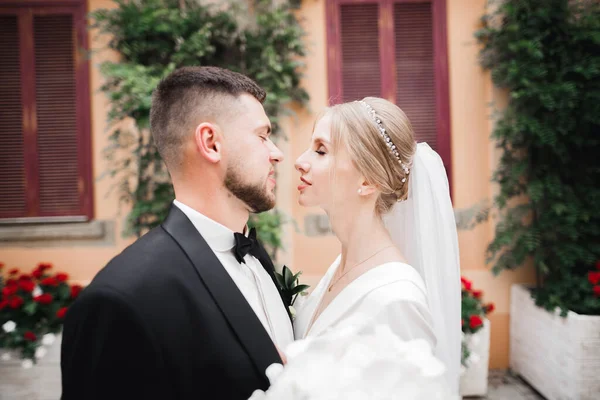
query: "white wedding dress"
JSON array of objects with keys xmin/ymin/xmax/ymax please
[{"xmin": 293, "ymin": 255, "xmax": 436, "ymax": 349}]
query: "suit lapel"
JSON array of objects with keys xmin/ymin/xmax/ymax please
[
  {"xmin": 254, "ymin": 245, "xmax": 293, "ymax": 323},
  {"xmin": 161, "ymin": 205, "xmax": 280, "ymax": 383}
]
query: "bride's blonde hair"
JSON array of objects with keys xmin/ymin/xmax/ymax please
[{"xmin": 324, "ymin": 97, "xmax": 417, "ymax": 216}]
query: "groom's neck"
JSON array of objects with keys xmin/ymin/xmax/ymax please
[{"xmin": 173, "ymin": 182, "xmax": 249, "ymax": 233}]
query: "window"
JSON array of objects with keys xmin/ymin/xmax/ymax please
[
  {"xmin": 0, "ymin": 0, "xmax": 92, "ymax": 221},
  {"xmin": 326, "ymin": 0, "xmax": 452, "ymax": 185}
]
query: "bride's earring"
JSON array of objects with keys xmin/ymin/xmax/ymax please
[{"xmin": 357, "ymin": 189, "xmax": 362, "ymax": 194}]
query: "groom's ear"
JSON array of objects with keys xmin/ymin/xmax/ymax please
[{"xmin": 194, "ymin": 122, "xmax": 222, "ymax": 163}]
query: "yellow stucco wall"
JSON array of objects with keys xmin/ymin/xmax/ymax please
[{"xmin": 0, "ymin": 0, "xmax": 538, "ymax": 369}]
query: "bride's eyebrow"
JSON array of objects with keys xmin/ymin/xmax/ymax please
[{"xmin": 312, "ymin": 136, "xmax": 330, "ymax": 146}]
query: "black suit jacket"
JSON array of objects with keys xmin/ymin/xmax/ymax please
[{"xmin": 61, "ymin": 205, "xmax": 287, "ymax": 400}]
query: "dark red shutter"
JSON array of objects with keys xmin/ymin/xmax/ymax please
[
  {"xmin": 0, "ymin": 2, "xmax": 92, "ymax": 220},
  {"xmin": 34, "ymin": 14, "xmax": 81, "ymax": 216},
  {"xmin": 0, "ymin": 15, "xmax": 26, "ymax": 218},
  {"xmin": 394, "ymin": 2, "xmax": 437, "ymax": 149},
  {"xmin": 339, "ymin": 3, "xmax": 381, "ymax": 102}
]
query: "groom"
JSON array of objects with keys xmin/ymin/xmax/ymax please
[{"xmin": 60, "ymin": 66, "xmax": 293, "ymax": 400}]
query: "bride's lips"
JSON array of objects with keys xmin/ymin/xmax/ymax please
[{"xmin": 298, "ymin": 177, "xmax": 311, "ymax": 191}]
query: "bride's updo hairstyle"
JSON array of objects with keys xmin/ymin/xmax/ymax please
[{"xmin": 326, "ymin": 97, "xmax": 417, "ymax": 216}]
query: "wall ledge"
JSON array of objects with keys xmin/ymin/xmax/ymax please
[{"xmin": 0, "ymin": 220, "xmax": 115, "ymax": 247}]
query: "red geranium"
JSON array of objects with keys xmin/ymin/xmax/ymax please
[
  {"xmin": 8, "ymin": 296, "xmax": 24, "ymax": 309},
  {"xmin": 594, "ymin": 286, "xmax": 600, "ymax": 298},
  {"xmin": 469, "ymin": 315, "xmax": 483, "ymax": 329},
  {"xmin": 56, "ymin": 307, "xmax": 68, "ymax": 319},
  {"xmin": 588, "ymin": 271, "xmax": 600, "ymax": 286},
  {"xmin": 71, "ymin": 284, "xmax": 83, "ymax": 299},
  {"xmin": 1, "ymin": 261, "xmax": 86, "ymax": 362},
  {"xmin": 461, "ymin": 277, "xmax": 472, "ymax": 291},
  {"xmin": 34, "ymin": 293, "xmax": 54, "ymax": 305},
  {"xmin": 2, "ymin": 285, "xmax": 18, "ymax": 297},
  {"xmin": 18, "ymin": 280, "xmax": 35, "ymax": 293},
  {"xmin": 41, "ymin": 277, "xmax": 59, "ymax": 287},
  {"xmin": 38, "ymin": 263, "xmax": 52, "ymax": 271}
]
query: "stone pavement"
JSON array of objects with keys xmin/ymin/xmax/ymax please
[
  {"xmin": 0, "ymin": 364, "xmax": 546, "ymax": 400},
  {"xmin": 474, "ymin": 369, "xmax": 546, "ymax": 400}
]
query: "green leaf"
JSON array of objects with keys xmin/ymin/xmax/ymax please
[
  {"xmin": 23, "ymin": 302, "xmax": 38, "ymax": 316},
  {"xmin": 283, "ymin": 266, "xmax": 294, "ymax": 288}
]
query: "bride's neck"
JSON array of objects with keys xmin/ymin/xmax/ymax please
[{"xmin": 329, "ymin": 208, "xmax": 393, "ymax": 273}]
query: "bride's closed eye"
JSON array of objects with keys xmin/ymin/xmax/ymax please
[{"xmin": 315, "ymin": 146, "xmax": 326, "ymax": 155}]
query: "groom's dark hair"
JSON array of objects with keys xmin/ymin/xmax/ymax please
[{"xmin": 150, "ymin": 66, "xmax": 266, "ymax": 169}]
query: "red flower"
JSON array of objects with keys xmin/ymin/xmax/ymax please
[
  {"xmin": 23, "ymin": 331, "xmax": 37, "ymax": 342},
  {"xmin": 0, "ymin": 299, "xmax": 8, "ymax": 310},
  {"xmin": 41, "ymin": 277, "xmax": 59, "ymax": 287},
  {"xmin": 469, "ymin": 315, "xmax": 483, "ymax": 329},
  {"xmin": 2, "ymin": 285, "xmax": 18, "ymax": 297},
  {"xmin": 18, "ymin": 274, "xmax": 31, "ymax": 281},
  {"xmin": 9, "ymin": 268, "xmax": 19, "ymax": 276},
  {"xmin": 55, "ymin": 273, "xmax": 69, "ymax": 282},
  {"xmin": 594, "ymin": 286, "xmax": 600, "ymax": 298},
  {"xmin": 5, "ymin": 278, "xmax": 17, "ymax": 286},
  {"xmin": 18, "ymin": 280, "xmax": 35, "ymax": 293},
  {"xmin": 485, "ymin": 303, "xmax": 495, "ymax": 313},
  {"xmin": 56, "ymin": 307, "xmax": 68, "ymax": 319},
  {"xmin": 37, "ymin": 263, "xmax": 52, "ymax": 271},
  {"xmin": 71, "ymin": 284, "xmax": 83, "ymax": 299},
  {"xmin": 461, "ymin": 277, "xmax": 472, "ymax": 291},
  {"xmin": 472, "ymin": 290, "xmax": 483, "ymax": 299},
  {"xmin": 0, "ymin": 262, "xmax": 4, "ymax": 269},
  {"xmin": 32, "ymin": 268, "xmax": 44, "ymax": 279},
  {"xmin": 34, "ymin": 293, "xmax": 53, "ymax": 305},
  {"xmin": 588, "ymin": 271, "xmax": 600, "ymax": 286},
  {"xmin": 8, "ymin": 296, "xmax": 24, "ymax": 309}
]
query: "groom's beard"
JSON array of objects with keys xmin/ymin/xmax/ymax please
[{"xmin": 224, "ymin": 165, "xmax": 275, "ymax": 213}]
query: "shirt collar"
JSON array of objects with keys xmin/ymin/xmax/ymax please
[{"xmin": 173, "ymin": 199, "xmax": 247, "ymax": 252}]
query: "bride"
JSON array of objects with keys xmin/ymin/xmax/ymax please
[{"xmin": 292, "ymin": 97, "xmax": 461, "ymax": 393}]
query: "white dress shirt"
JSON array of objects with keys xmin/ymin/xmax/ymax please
[{"xmin": 173, "ymin": 200, "xmax": 294, "ymax": 350}]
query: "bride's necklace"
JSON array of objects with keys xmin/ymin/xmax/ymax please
[{"xmin": 328, "ymin": 245, "xmax": 395, "ymax": 292}]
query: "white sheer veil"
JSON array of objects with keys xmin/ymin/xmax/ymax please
[{"xmin": 382, "ymin": 142, "xmax": 461, "ymax": 394}]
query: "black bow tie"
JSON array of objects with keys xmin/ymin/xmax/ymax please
[{"xmin": 233, "ymin": 227, "xmax": 262, "ymax": 264}]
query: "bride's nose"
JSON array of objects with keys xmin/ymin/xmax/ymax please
[{"xmin": 294, "ymin": 153, "xmax": 310, "ymax": 174}]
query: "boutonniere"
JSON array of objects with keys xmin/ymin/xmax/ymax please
[{"xmin": 275, "ymin": 265, "xmax": 310, "ymax": 321}]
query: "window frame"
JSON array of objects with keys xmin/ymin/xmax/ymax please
[
  {"xmin": 0, "ymin": 0, "xmax": 93, "ymax": 222},
  {"xmin": 325, "ymin": 0, "xmax": 452, "ymax": 190}
]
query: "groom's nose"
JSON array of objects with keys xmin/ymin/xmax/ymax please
[{"xmin": 268, "ymin": 140, "xmax": 284, "ymax": 163}]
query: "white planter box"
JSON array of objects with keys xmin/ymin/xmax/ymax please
[
  {"xmin": 460, "ymin": 318, "xmax": 490, "ymax": 397},
  {"xmin": 0, "ymin": 333, "xmax": 62, "ymax": 400},
  {"xmin": 510, "ymin": 284, "xmax": 600, "ymax": 400}
]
